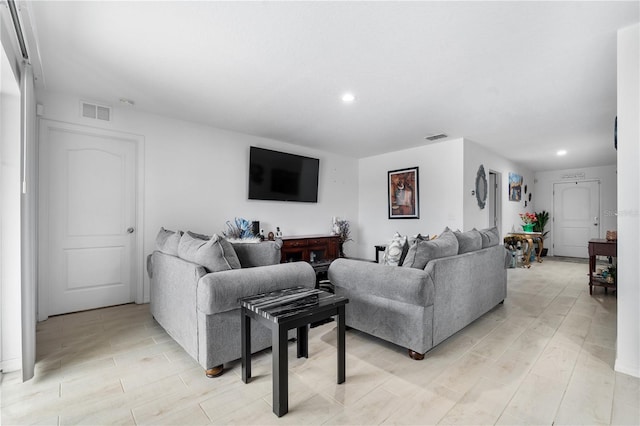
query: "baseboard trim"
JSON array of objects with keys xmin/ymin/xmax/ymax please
[
  {"xmin": 1, "ymin": 357, "xmax": 21, "ymax": 373},
  {"xmin": 615, "ymin": 358, "xmax": 640, "ymax": 378}
]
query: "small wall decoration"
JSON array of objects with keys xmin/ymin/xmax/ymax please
[
  {"xmin": 508, "ymin": 172, "xmax": 523, "ymax": 202},
  {"xmin": 475, "ymin": 164, "xmax": 488, "ymax": 209},
  {"xmin": 388, "ymin": 167, "xmax": 419, "ymax": 219}
]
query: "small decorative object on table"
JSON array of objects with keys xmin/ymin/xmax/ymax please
[
  {"xmin": 331, "ymin": 217, "xmax": 352, "ymax": 257},
  {"xmin": 606, "ymin": 230, "xmax": 617, "ymax": 241},
  {"xmin": 275, "ymin": 227, "xmax": 283, "ymax": 238},
  {"xmin": 519, "ymin": 212, "xmax": 537, "ymax": 232},
  {"xmin": 224, "ymin": 217, "xmax": 256, "ymax": 240}
]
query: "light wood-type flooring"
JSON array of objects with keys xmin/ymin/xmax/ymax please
[{"xmin": 2, "ymin": 258, "xmax": 639, "ymax": 425}]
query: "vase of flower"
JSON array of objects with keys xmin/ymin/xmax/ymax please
[
  {"xmin": 332, "ymin": 218, "xmax": 352, "ymax": 257},
  {"xmin": 519, "ymin": 212, "xmax": 537, "ymax": 233}
]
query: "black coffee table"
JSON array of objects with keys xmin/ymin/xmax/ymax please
[{"xmin": 239, "ymin": 287, "xmax": 348, "ymax": 417}]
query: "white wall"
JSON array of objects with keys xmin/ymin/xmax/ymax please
[
  {"xmin": 357, "ymin": 139, "xmax": 465, "ymax": 259},
  {"xmin": 37, "ymin": 91, "xmax": 359, "ymax": 302},
  {"xmin": 357, "ymin": 138, "xmax": 534, "ymax": 260},
  {"xmin": 615, "ymin": 24, "xmax": 639, "ymax": 378},
  {"xmin": 463, "ymin": 139, "xmax": 534, "ymax": 239},
  {"xmin": 1, "ymin": 46, "xmax": 22, "ymax": 372},
  {"xmin": 533, "ymin": 165, "xmax": 617, "ymax": 256}
]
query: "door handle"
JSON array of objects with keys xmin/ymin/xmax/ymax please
[{"xmin": 127, "ymin": 227, "xmax": 135, "ymax": 234}]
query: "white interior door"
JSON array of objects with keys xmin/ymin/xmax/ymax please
[
  {"xmin": 553, "ymin": 180, "xmax": 600, "ymax": 258},
  {"xmin": 42, "ymin": 122, "xmax": 137, "ymax": 315}
]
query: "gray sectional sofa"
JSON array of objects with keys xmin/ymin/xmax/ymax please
[
  {"xmin": 147, "ymin": 228, "xmax": 316, "ymax": 377},
  {"xmin": 328, "ymin": 227, "xmax": 507, "ymax": 359}
]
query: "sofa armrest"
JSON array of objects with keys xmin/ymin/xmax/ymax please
[
  {"xmin": 328, "ymin": 259, "xmax": 434, "ymax": 307},
  {"xmin": 197, "ymin": 261, "xmax": 316, "ymax": 314}
]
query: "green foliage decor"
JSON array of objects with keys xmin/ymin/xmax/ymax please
[{"xmin": 533, "ymin": 210, "xmax": 550, "ymax": 238}]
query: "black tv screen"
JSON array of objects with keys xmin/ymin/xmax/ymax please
[{"xmin": 248, "ymin": 147, "xmax": 319, "ymax": 202}]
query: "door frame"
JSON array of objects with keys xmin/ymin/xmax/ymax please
[
  {"xmin": 489, "ymin": 170, "xmax": 502, "ymax": 233},
  {"xmin": 552, "ymin": 179, "xmax": 601, "ymax": 258},
  {"xmin": 38, "ymin": 119, "xmax": 145, "ymax": 321}
]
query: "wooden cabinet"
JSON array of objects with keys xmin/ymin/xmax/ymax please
[
  {"xmin": 280, "ymin": 235, "xmax": 340, "ymax": 264},
  {"xmin": 588, "ymin": 238, "xmax": 617, "ymax": 295}
]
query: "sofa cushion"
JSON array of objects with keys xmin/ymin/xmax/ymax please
[
  {"xmin": 232, "ymin": 239, "xmax": 283, "ymax": 267},
  {"xmin": 383, "ymin": 233, "xmax": 408, "ymax": 266},
  {"xmin": 178, "ymin": 233, "xmax": 241, "ymax": 272},
  {"xmin": 402, "ymin": 227, "xmax": 459, "ymax": 269},
  {"xmin": 454, "ymin": 229, "xmax": 483, "ymax": 254},
  {"xmin": 155, "ymin": 227, "xmax": 183, "ymax": 256},
  {"xmin": 478, "ymin": 227, "xmax": 500, "ymax": 248}
]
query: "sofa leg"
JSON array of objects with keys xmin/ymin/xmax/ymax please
[
  {"xmin": 408, "ymin": 349, "xmax": 425, "ymax": 360},
  {"xmin": 205, "ymin": 365, "xmax": 224, "ymax": 378},
  {"xmin": 500, "ymin": 300, "xmax": 505, "ymax": 304}
]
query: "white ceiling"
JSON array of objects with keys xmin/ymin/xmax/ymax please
[{"xmin": 27, "ymin": 1, "xmax": 639, "ymax": 171}]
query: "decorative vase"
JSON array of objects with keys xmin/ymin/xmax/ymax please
[{"xmin": 522, "ymin": 223, "xmax": 534, "ymax": 232}]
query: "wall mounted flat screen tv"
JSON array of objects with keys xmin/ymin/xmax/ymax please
[{"xmin": 248, "ymin": 146, "xmax": 319, "ymax": 202}]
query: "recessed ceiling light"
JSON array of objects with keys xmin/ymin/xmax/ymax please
[
  {"xmin": 557, "ymin": 150, "xmax": 567, "ymax": 156},
  {"xmin": 119, "ymin": 98, "xmax": 135, "ymax": 106},
  {"xmin": 341, "ymin": 93, "xmax": 355, "ymax": 103}
]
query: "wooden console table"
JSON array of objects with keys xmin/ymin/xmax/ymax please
[
  {"xmin": 504, "ymin": 232, "xmax": 543, "ymax": 268},
  {"xmin": 588, "ymin": 239, "xmax": 617, "ymax": 295},
  {"xmin": 280, "ymin": 235, "xmax": 340, "ymax": 264}
]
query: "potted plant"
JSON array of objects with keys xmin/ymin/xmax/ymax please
[{"xmin": 533, "ymin": 210, "xmax": 550, "ymax": 256}]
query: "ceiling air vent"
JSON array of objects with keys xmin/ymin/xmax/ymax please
[
  {"xmin": 424, "ymin": 133, "xmax": 448, "ymax": 142},
  {"xmin": 81, "ymin": 101, "xmax": 112, "ymax": 122}
]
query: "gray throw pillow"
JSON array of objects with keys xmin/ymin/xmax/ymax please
[
  {"xmin": 187, "ymin": 230, "xmax": 211, "ymax": 240},
  {"xmin": 155, "ymin": 227, "xmax": 183, "ymax": 256},
  {"xmin": 178, "ymin": 233, "xmax": 241, "ymax": 272},
  {"xmin": 478, "ymin": 227, "xmax": 500, "ymax": 248},
  {"xmin": 454, "ymin": 229, "xmax": 483, "ymax": 254},
  {"xmin": 402, "ymin": 228, "xmax": 459, "ymax": 269},
  {"xmin": 232, "ymin": 240, "xmax": 281, "ymax": 267}
]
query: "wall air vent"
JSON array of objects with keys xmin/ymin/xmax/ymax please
[
  {"xmin": 80, "ymin": 101, "xmax": 112, "ymax": 122},
  {"xmin": 424, "ymin": 133, "xmax": 448, "ymax": 142}
]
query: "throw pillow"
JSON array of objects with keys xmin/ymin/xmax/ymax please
[
  {"xmin": 383, "ymin": 233, "xmax": 408, "ymax": 266},
  {"xmin": 402, "ymin": 227, "xmax": 459, "ymax": 269},
  {"xmin": 407, "ymin": 233, "xmax": 429, "ymax": 246},
  {"xmin": 454, "ymin": 229, "xmax": 483, "ymax": 254},
  {"xmin": 478, "ymin": 227, "xmax": 500, "ymax": 248},
  {"xmin": 178, "ymin": 233, "xmax": 241, "ymax": 272},
  {"xmin": 155, "ymin": 227, "xmax": 183, "ymax": 255},
  {"xmin": 187, "ymin": 230, "xmax": 211, "ymax": 240}
]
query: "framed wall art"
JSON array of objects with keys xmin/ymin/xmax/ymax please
[
  {"xmin": 508, "ymin": 172, "xmax": 523, "ymax": 202},
  {"xmin": 388, "ymin": 167, "xmax": 419, "ymax": 219}
]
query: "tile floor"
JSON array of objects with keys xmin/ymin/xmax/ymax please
[{"xmin": 2, "ymin": 258, "xmax": 639, "ymax": 425}]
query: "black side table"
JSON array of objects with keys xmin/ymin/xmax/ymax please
[{"xmin": 240, "ymin": 287, "xmax": 348, "ymax": 417}]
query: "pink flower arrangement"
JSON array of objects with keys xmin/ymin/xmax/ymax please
[{"xmin": 519, "ymin": 212, "xmax": 537, "ymax": 224}]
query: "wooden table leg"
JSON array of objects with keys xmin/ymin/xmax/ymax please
[
  {"xmin": 337, "ymin": 305, "xmax": 346, "ymax": 384},
  {"xmin": 297, "ymin": 325, "xmax": 308, "ymax": 359},
  {"xmin": 536, "ymin": 237, "xmax": 544, "ymax": 263},
  {"xmin": 589, "ymin": 254, "xmax": 594, "ymax": 295},
  {"xmin": 523, "ymin": 238, "xmax": 533, "ymax": 268},
  {"xmin": 241, "ymin": 309, "xmax": 251, "ymax": 383},
  {"xmin": 272, "ymin": 324, "xmax": 288, "ymax": 417}
]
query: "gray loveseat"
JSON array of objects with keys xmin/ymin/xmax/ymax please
[
  {"xmin": 148, "ymin": 228, "xmax": 315, "ymax": 377},
  {"xmin": 328, "ymin": 227, "xmax": 507, "ymax": 359}
]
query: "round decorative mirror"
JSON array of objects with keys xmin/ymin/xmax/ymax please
[{"xmin": 476, "ymin": 165, "xmax": 488, "ymax": 209}]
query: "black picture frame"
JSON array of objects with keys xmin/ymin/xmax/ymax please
[{"xmin": 388, "ymin": 167, "xmax": 419, "ymax": 219}]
